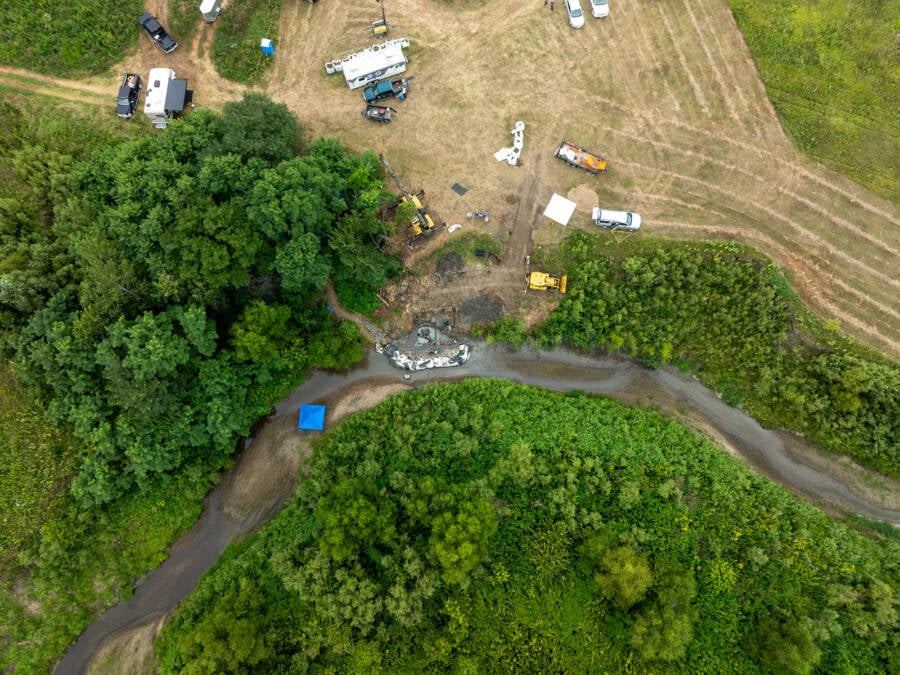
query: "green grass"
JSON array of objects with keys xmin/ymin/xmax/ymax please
[
  {"xmin": 729, "ymin": 0, "xmax": 899, "ymax": 200},
  {"xmin": 432, "ymin": 231, "xmax": 503, "ymax": 262},
  {"xmin": 0, "ymin": 0, "xmax": 143, "ymax": 75},
  {"xmin": 211, "ymin": 0, "xmax": 282, "ymax": 84},
  {"xmin": 167, "ymin": 0, "xmax": 203, "ymax": 48},
  {"xmin": 0, "ymin": 366, "xmax": 78, "ymax": 573}
]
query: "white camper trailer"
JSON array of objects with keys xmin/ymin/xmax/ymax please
[
  {"xmin": 199, "ymin": 0, "xmax": 221, "ymax": 22},
  {"xmin": 342, "ymin": 43, "xmax": 407, "ymax": 90},
  {"xmin": 144, "ymin": 68, "xmax": 189, "ymax": 129}
]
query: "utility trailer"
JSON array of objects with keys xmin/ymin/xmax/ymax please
[
  {"xmin": 361, "ymin": 104, "xmax": 397, "ymax": 124},
  {"xmin": 554, "ymin": 139, "xmax": 607, "ymax": 173},
  {"xmin": 343, "ymin": 42, "xmax": 407, "ymax": 90}
]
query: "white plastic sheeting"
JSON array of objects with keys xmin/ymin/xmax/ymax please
[
  {"xmin": 384, "ymin": 343, "xmax": 470, "ymax": 371},
  {"xmin": 494, "ymin": 121, "xmax": 525, "ymax": 166},
  {"xmin": 543, "ymin": 193, "xmax": 577, "ymax": 226}
]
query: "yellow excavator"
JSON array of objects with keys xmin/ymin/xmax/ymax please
[
  {"xmin": 527, "ymin": 271, "xmax": 567, "ymax": 294},
  {"xmin": 379, "ymin": 154, "xmax": 436, "ymax": 239}
]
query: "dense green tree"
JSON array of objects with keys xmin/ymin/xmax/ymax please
[{"xmin": 218, "ymin": 94, "xmax": 302, "ymax": 163}]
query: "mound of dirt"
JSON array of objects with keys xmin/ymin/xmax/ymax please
[{"xmin": 459, "ymin": 294, "xmax": 505, "ymax": 326}]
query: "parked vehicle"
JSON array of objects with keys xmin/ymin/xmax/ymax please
[
  {"xmin": 592, "ymin": 207, "xmax": 641, "ymax": 231},
  {"xmin": 199, "ymin": 0, "xmax": 222, "ymax": 23},
  {"xmin": 138, "ymin": 13, "xmax": 177, "ymax": 54},
  {"xmin": 527, "ymin": 271, "xmax": 568, "ymax": 293},
  {"xmin": 564, "ymin": 0, "xmax": 585, "ymax": 28},
  {"xmin": 144, "ymin": 68, "xmax": 190, "ymax": 129},
  {"xmin": 589, "ymin": 0, "xmax": 609, "ymax": 18},
  {"xmin": 554, "ymin": 139, "xmax": 607, "ymax": 173},
  {"xmin": 342, "ymin": 42, "xmax": 407, "ymax": 89},
  {"xmin": 361, "ymin": 104, "xmax": 397, "ymax": 124},
  {"xmin": 363, "ymin": 77, "xmax": 411, "ymax": 103},
  {"xmin": 116, "ymin": 73, "xmax": 142, "ymax": 119}
]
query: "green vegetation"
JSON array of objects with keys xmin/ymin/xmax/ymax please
[
  {"xmin": 211, "ymin": 0, "xmax": 282, "ymax": 84},
  {"xmin": 0, "ymin": 0, "xmax": 142, "ymax": 74},
  {"xmin": 157, "ymin": 380, "xmax": 899, "ymax": 673},
  {"xmin": 1, "ymin": 92, "xmax": 396, "ymax": 506},
  {"xmin": 1, "ymin": 462, "xmax": 217, "ymax": 673},
  {"xmin": 167, "ymin": 0, "xmax": 203, "ymax": 47},
  {"xmin": 729, "ymin": 0, "xmax": 899, "ymax": 199},
  {"xmin": 534, "ymin": 234, "xmax": 899, "ymax": 478},
  {"xmin": 0, "ymin": 93, "xmax": 399, "ymax": 669},
  {"xmin": 438, "ymin": 231, "xmax": 503, "ymax": 261}
]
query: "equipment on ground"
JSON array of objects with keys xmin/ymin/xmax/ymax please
[
  {"xmin": 554, "ymin": 139, "xmax": 607, "ymax": 173},
  {"xmin": 380, "ymin": 154, "xmax": 436, "ymax": 238},
  {"xmin": 362, "ymin": 104, "xmax": 397, "ymax": 124},
  {"xmin": 527, "ymin": 271, "xmax": 568, "ymax": 294}
]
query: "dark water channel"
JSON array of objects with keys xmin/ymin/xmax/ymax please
[{"xmin": 55, "ymin": 344, "xmax": 899, "ymax": 674}]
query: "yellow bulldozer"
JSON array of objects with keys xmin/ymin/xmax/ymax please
[{"xmin": 527, "ymin": 271, "xmax": 567, "ymax": 294}]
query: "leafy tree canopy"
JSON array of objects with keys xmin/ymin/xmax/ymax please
[{"xmin": 157, "ymin": 380, "xmax": 899, "ymax": 674}]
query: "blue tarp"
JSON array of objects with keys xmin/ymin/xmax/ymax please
[{"xmin": 298, "ymin": 404, "xmax": 326, "ymax": 430}]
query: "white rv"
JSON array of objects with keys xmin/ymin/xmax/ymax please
[
  {"xmin": 342, "ymin": 43, "xmax": 407, "ymax": 90},
  {"xmin": 199, "ymin": 0, "xmax": 222, "ymax": 22},
  {"xmin": 144, "ymin": 68, "xmax": 189, "ymax": 129}
]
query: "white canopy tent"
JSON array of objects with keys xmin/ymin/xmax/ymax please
[{"xmin": 542, "ymin": 193, "xmax": 577, "ymax": 227}]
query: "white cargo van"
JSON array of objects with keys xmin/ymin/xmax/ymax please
[{"xmin": 592, "ymin": 208, "xmax": 641, "ymax": 231}]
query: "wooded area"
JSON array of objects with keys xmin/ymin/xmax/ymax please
[
  {"xmin": 1, "ymin": 92, "xmax": 397, "ymax": 506},
  {"xmin": 0, "ymin": 94, "xmax": 397, "ymax": 670},
  {"xmin": 531, "ymin": 235, "xmax": 899, "ymax": 478},
  {"xmin": 157, "ymin": 380, "xmax": 898, "ymax": 673}
]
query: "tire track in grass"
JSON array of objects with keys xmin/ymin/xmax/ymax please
[
  {"xmin": 618, "ymin": 159, "xmax": 900, "ymax": 289},
  {"xmin": 649, "ymin": 116, "xmax": 898, "ymax": 224},
  {"xmin": 653, "ymin": 3, "xmax": 711, "ymax": 118},
  {"xmin": 602, "ymin": 125, "xmax": 899, "ymax": 257},
  {"xmin": 678, "ymin": 0, "xmax": 742, "ymax": 128},
  {"xmin": 601, "ymin": 5, "xmax": 681, "ymax": 119},
  {"xmin": 615, "ymin": 4, "xmax": 682, "ymax": 117}
]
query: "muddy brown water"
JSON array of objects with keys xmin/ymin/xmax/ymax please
[{"xmin": 56, "ymin": 344, "xmax": 899, "ymax": 674}]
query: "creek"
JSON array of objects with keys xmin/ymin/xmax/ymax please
[{"xmin": 56, "ymin": 344, "xmax": 899, "ymax": 674}]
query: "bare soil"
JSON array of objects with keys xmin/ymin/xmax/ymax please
[{"xmin": 85, "ymin": 613, "xmax": 166, "ymax": 675}]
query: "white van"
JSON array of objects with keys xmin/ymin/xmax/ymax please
[
  {"xmin": 564, "ymin": 0, "xmax": 585, "ymax": 29},
  {"xmin": 592, "ymin": 207, "xmax": 641, "ymax": 231}
]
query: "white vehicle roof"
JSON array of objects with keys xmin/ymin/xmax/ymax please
[
  {"xmin": 342, "ymin": 44, "xmax": 406, "ymax": 83},
  {"xmin": 144, "ymin": 67, "xmax": 176, "ymax": 114}
]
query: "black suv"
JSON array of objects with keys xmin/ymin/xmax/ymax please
[
  {"xmin": 116, "ymin": 73, "xmax": 142, "ymax": 118},
  {"xmin": 138, "ymin": 13, "xmax": 177, "ymax": 54}
]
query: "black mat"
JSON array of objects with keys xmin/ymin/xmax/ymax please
[{"xmin": 451, "ymin": 183, "xmax": 468, "ymax": 196}]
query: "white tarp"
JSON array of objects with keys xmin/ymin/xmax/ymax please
[{"xmin": 543, "ymin": 193, "xmax": 577, "ymax": 226}]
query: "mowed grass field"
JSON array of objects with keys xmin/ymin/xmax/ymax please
[{"xmin": 266, "ymin": 0, "xmax": 899, "ymax": 357}]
